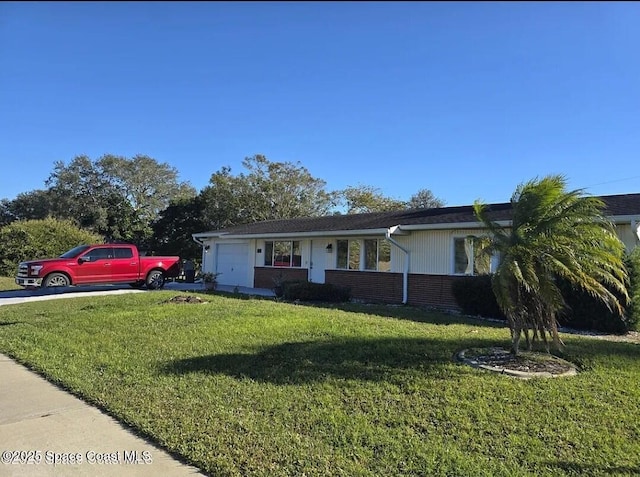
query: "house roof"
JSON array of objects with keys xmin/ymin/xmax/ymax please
[{"xmin": 194, "ymin": 193, "xmax": 640, "ymax": 239}]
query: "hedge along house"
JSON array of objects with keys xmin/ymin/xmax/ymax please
[{"xmin": 192, "ymin": 193, "xmax": 640, "ymax": 308}]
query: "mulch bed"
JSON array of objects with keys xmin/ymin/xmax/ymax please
[
  {"xmin": 457, "ymin": 347, "xmax": 578, "ymax": 377},
  {"xmin": 164, "ymin": 295, "xmax": 208, "ymax": 304}
]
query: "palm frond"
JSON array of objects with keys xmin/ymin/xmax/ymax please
[{"xmin": 474, "ymin": 174, "xmax": 629, "ymax": 354}]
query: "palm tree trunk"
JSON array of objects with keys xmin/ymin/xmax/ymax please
[{"xmin": 510, "ymin": 321, "xmax": 522, "ymax": 355}]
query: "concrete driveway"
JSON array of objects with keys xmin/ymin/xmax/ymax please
[{"xmin": 0, "ymin": 282, "xmax": 274, "ymax": 306}]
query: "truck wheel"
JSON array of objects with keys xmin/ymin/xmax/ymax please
[
  {"xmin": 43, "ymin": 273, "xmax": 70, "ymax": 288},
  {"xmin": 146, "ymin": 270, "xmax": 165, "ymax": 290}
]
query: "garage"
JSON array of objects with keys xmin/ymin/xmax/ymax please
[{"xmin": 216, "ymin": 243, "xmax": 250, "ymax": 287}]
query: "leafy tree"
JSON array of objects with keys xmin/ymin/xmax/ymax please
[
  {"xmin": 150, "ymin": 196, "xmax": 205, "ymax": 260},
  {"xmin": 1, "ymin": 190, "xmax": 54, "ymax": 223},
  {"xmin": 45, "ymin": 154, "xmax": 195, "ymax": 243},
  {"xmin": 0, "ymin": 218, "xmax": 103, "ymax": 276},
  {"xmin": 199, "ymin": 166, "xmax": 254, "ymax": 230},
  {"xmin": 474, "ymin": 175, "xmax": 628, "ymax": 355},
  {"xmin": 340, "ymin": 185, "xmax": 406, "ymax": 213},
  {"xmin": 98, "ymin": 154, "xmax": 196, "ymax": 224},
  {"xmin": 339, "ymin": 185, "xmax": 442, "ymax": 213},
  {"xmin": 0, "ymin": 199, "xmax": 14, "ymax": 227},
  {"xmin": 199, "ymin": 155, "xmax": 337, "ymax": 229},
  {"xmin": 407, "ymin": 188, "xmax": 445, "ymax": 209}
]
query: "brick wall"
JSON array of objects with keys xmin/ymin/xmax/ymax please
[
  {"xmin": 326, "ymin": 270, "xmax": 404, "ymax": 304},
  {"xmin": 325, "ymin": 270, "xmax": 459, "ymax": 310},
  {"xmin": 254, "ymin": 267, "xmax": 460, "ymax": 310},
  {"xmin": 407, "ymin": 274, "xmax": 459, "ymax": 309},
  {"xmin": 253, "ymin": 267, "xmax": 309, "ymax": 289}
]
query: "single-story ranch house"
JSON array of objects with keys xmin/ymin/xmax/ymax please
[{"xmin": 192, "ymin": 193, "xmax": 640, "ymax": 308}]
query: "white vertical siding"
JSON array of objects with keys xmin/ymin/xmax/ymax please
[
  {"xmin": 616, "ymin": 223, "xmax": 639, "ymax": 253},
  {"xmin": 202, "ymin": 220, "xmax": 637, "ymax": 282},
  {"xmin": 392, "ymin": 228, "xmax": 490, "ymax": 275},
  {"xmin": 202, "ymin": 238, "xmax": 216, "ymax": 274}
]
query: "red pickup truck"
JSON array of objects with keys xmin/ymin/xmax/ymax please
[{"xmin": 15, "ymin": 244, "xmax": 181, "ymax": 290}]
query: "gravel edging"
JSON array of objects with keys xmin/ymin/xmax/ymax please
[{"xmin": 456, "ymin": 347, "xmax": 579, "ymax": 379}]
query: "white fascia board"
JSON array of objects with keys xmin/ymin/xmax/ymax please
[
  {"xmin": 193, "ymin": 223, "xmax": 502, "ymax": 239},
  {"xmin": 220, "ymin": 228, "xmax": 392, "ymax": 239},
  {"xmin": 192, "ymin": 214, "xmax": 637, "ymax": 240},
  {"xmin": 194, "ymin": 228, "xmax": 392, "ymax": 240},
  {"xmin": 397, "ymin": 220, "xmax": 512, "ymax": 231},
  {"xmin": 191, "ymin": 232, "xmax": 222, "ymax": 239},
  {"xmin": 609, "ymin": 214, "xmax": 640, "ymax": 224}
]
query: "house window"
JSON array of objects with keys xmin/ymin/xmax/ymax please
[
  {"xmin": 453, "ymin": 236, "xmax": 492, "ymax": 275},
  {"xmin": 337, "ymin": 239, "xmax": 390, "ymax": 271},
  {"xmin": 365, "ymin": 239, "xmax": 391, "ymax": 271},
  {"xmin": 336, "ymin": 240, "xmax": 359, "ymax": 270},
  {"xmin": 264, "ymin": 241, "xmax": 301, "ymax": 267}
]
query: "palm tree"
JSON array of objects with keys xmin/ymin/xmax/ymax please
[{"xmin": 474, "ymin": 175, "xmax": 628, "ymax": 355}]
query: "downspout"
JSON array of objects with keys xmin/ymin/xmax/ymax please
[
  {"xmin": 386, "ymin": 226, "xmax": 409, "ymax": 304},
  {"xmin": 192, "ymin": 235, "xmax": 207, "ymax": 272}
]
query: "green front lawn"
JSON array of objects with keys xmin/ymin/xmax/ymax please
[
  {"xmin": 0, "ymin": 292, "xmax": 639, "ymax": 476},
  {"xmin": 0, "ymin": 276, "xmax": 20, "ymax": 291}
]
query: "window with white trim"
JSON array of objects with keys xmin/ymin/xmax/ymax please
[
  {"xmin": 453, "ymin": 236, "xmax": 493, "ymax": 275},
  {"xmin": 336, "ymin": 240, "xmax": 359, "ymax": 270},
  {"xmin": 264, "ymin": 241, "xmax": 302, "ymax": 267},
  {"xmin": 337, "ymin": 239, "xmax": 390, "ymax": 271}
]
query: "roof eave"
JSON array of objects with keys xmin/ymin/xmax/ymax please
[
  {"xmin": 192, "ymin": 213, "xmax": 639, "ymax": 241},
  {"xmin": 397, "ymin": 220, "xmax": 512, "ymax": 231},
  {"xmin": 610, "ymin": 214, "xmax": 640, "ymax": 224},
  {"xmin": 193, "ymin": 228, "xmax": 392, "ymax": 240}
]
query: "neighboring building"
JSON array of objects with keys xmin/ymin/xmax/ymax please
[{"xmin": 192, "ymin": 193, "xmax": 640, "ymax": 309}]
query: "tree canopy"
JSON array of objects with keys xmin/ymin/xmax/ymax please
[
  {"xmin": 407, "ymin": 188, "xmax": 445, "ymax": 209},
  {"xmin": 339, "ymin": 185, "xmax": 445, "ymax": 214},
  {"xmin": 8, "ymin": 154, "xmax": 198, "ymax": 244},
  {"xmin": 149, "ymin": 196, "xmax": 206, "ymax": 261},
  {"xmin": 1, "ymin": 152, "xmax": 443, "ymax": 260},
  {"xmin": 199, "ymin": 155, "xmax": 338, "ymax": 229},
  {"xmin": 340, "ymin": 185, "xmax": 406, "ymax": 214}
]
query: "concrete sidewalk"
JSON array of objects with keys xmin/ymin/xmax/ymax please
[{"xmin": 0, "ymin": 354, "xmax": 206, "ymax": 477}]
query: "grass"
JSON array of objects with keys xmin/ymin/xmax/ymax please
[
  {"xmin": 0, "ymin": 276, "xmax": 21, "ymax": 291},
  {"xmin": 1, "ymin": 292, "xmax": 639, "ymax": 476}
]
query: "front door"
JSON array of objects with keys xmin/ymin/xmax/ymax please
[{"xmin": 309, "ymin": 240, "xmax": 328, "ymax": 283}]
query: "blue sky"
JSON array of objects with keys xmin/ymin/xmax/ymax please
[{"xmin": 1, "ymin": 1, "xmax": 639, "ymax": 207}]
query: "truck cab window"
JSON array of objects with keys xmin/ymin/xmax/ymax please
[
  {"xmin": 82, "ymin": 248, "xmax": 113, "ymax": 261},
  {"xmin": 114, "ymin": 248, "xmax": 134, "ymax": 259}
]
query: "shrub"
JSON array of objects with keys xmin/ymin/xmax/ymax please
[
  {"xmin": 281, "ymin": 280, "xmax": 351, "ymax": 303},
  {"xmin": 625, "ymin": 248, "xmax": 640, "ymax": 331},
  {"xmin": 0, "ymin": 218, "xmax": 104, "ymax": 276},
  {"xmin": 556, "ymin": 279, "xmax": 628, "ymax": 334},
  {"xmin": 452, "ymin": 258, "xmax": 640, "ymax": 334},
  {"xmin": 451, "ymin": 275, "xmax": 505, "ymax": 320},
  {"xmin": 558, "ymin": 249, "xmax": 639, "ymax": 333}
]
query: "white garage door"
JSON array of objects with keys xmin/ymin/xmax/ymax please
[{"xmin": 216, "ymin": 243, "xmax": 250, "ymax": 287}]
